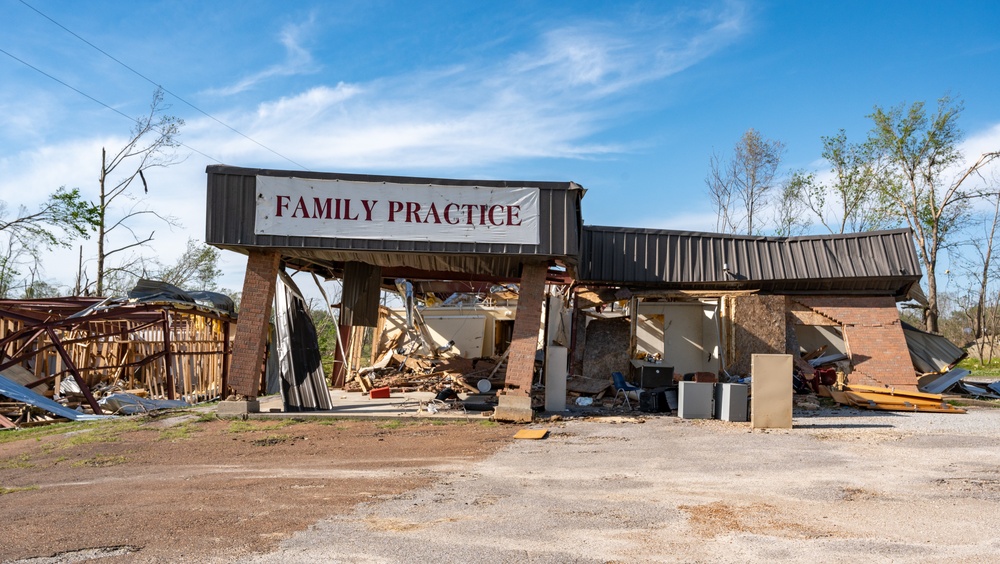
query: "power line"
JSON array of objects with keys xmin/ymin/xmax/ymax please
[
  {"xmin": 0, "ymin": 46, "xmax": 222, "ymax": 164},
  {"xmin": 18, "ymin": 0, "xmax": 310, "ymax": 171}
]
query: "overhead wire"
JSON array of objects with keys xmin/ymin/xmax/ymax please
[
  {"xmin": 15, "ymin": 0, "xmax": 311, "ymax": 171},
  {"xmin": 0, "ymin": 46, "xmax": 222, "ymax": 164}
]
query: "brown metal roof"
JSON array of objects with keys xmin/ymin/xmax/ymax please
[{"xmin": 578, "ymin": 226, "xmax": 922, "ymax": 296}]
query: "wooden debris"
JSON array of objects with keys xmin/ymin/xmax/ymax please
[{"xmin": 830, "ymin": 384, "xmax": 966, "ymax": 414}]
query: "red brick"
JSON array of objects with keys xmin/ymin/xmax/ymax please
[
  {"xmin": 504, "ymin": 262, "xmax": 548, "ymax": 395},
  {"xmin": 228, "ymin": 249, "xmax": 281, "ymax": 398}
]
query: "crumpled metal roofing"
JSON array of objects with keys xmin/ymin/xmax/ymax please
[
  {"xmin": 901, "ymin": 321, "xmax": 966, "ymax": 374},
  {"xmin": 578, "ymin": 226, "xmax": 922, "ymax": 296}
]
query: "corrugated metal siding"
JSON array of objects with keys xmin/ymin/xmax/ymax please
[
  {"xmin": 579, "ymin": 226, "xmax": 922, "ymax": 294},
  {"xmin": 341, "ymin": 261, "xmax": 381, "ymax": 327},
  {"xmin": 205, "ymin": 165, "xmax": 583, "ymax": 260}
]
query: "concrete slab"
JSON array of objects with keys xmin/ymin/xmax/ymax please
[
  {"xmin": 493, "ymin": 394, "xmax": 534, "ymax": 423},
  {"xmin": 251, "ymin": 390, "xmax": 487, "ymax": 421},
  {"xmin": 216, "ymin": 399, "xmax": 260, "ymax": 416}
]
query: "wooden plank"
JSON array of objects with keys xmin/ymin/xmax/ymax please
[
  {"xmin": 513, "ymin": 428, "xmax": 549, "ymax": 440},
  {"xmin": 0, "ymin": 412, "xmax": 16, "ymax": 429}
]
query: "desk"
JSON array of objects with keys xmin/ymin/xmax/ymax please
[{"xmin": 629, "ymin": 359, "xmax": 674, "ymax": 388}]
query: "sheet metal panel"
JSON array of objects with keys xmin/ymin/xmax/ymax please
[
  {"xmin": 579, "ymin": 226, "xmax": 922, "ymax": 294},
  {"xmin": 205, "ymin": 165, "xmax": 583, "ymax": 263}
]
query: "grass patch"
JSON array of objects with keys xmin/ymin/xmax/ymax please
[
  {"xmin": 158, "ymin": 424, "xmax": 198, "ymax": 442},
  {"xmin": 479, "ymin": 420, "xmax": 498, "ymax": 427},
  {"xmin": 226, "ymin": 419, "xmax": 299, "ymax": 433},
  {"xmin": 0, "ymin": 454, "xmax": 33, "ymax": 469},
  {"xmin": 0, "ymin": 485, "xmax": 39, "ymax": 495},
  {"xmin": 194, "ymin": 412, "xmax": 217, "ymax": 423},
  {"xmin": 71, "ymin": 454, "xmax": 128, "ymax": 468},
  {"xmin": 958, "ymin": 357, "xmax": 1000, "ymax": 379},
  {"xmin": 377, "ymin": 420, "xmax": 406, "ymax": 430},
  {"xmin": 64, "ymin": 420, "xmax": 141, "ymax": 447}
]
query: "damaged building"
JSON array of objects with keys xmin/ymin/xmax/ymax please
[{"xmin": 0, "ymin": 164, "xmax": 960, "ymax": 425}]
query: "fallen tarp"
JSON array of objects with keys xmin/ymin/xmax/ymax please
[
  {"xmin": 0, "ymin": 374, "xmax": 112, "ymax": 421},
  {"xmin": 918, "ymin": 368, "xmax": 971, "ymax": 394},
  {"xmin": 98, "ymin": 393, "xmax": 191, "ymax": 415}
]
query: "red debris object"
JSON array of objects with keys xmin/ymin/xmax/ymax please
[{"xmin": 369, "ymin": 386, "xmax": 390, "ymax": 399}]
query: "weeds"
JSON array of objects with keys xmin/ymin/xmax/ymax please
[
  {"xmin": 0, "ymin": 454, "xmax": 33, "ymax": 469},
  {"xmin": 0, "ymin": 485, "xmax": 39, "ymax": 495},
  {"xmin": 71, "ymin": 454, "xmax": 128, "ymax": 468}
]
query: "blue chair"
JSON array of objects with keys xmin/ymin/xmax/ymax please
[{"xmin": 612, "ymin": 371, "xmax": 642, "ymax": 410}]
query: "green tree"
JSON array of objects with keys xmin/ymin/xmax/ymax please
[
  {"xmin": 0, "ymin": 187, "xmax": 98, "ymax": 297},
  {"xmin": 156, "ymin": 239, "xmax": 222, "ymax": 291},
  {"xmin": 869, "ymin": 96, "xmax": 999, "ymax": 332},
  {"xmin": 791, "ymin": 130, "xmax": 899, "ymax": 234}
]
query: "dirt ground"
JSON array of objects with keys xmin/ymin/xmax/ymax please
[
  {"xmin": 4, "ymin": 405, "xmax": 1000, "ymax": 563},
  {"xmin": 0, "ymin": 413, "xmax": 513, "ymax": 563}
]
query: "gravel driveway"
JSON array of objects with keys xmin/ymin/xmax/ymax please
[{"xmin": 246, "ymin": 408, "xmax": 1000, "ymax": 563}]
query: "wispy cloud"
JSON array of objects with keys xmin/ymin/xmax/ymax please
[
  {"xmin": 194, "ymin": 4, "xmax": 749, "ymax": 171},
  {"xmin": 204, "ymin": 16, "xmax": 319, "ymax": 97}
]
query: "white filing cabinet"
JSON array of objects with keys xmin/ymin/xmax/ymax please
[
  {"xmin": 678, "ymin": 381, "xmax": 715, "ymax": 419},
  {"xmin": 715, "ymin": 383, "xmax": 748, "ymax": 422}
]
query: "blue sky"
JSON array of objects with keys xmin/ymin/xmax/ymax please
[{"xmin": 2, "ymin": 0, "xmax": 999, "ymax": 293}]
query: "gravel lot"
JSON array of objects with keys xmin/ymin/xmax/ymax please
[{"xmin": 247, "ymin": 407, "xmax": 1000, "ymax": 564}]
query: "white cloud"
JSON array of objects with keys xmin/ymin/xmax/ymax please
[
  {"xmin": 203, "ymin": 16, "xmax": 319, "ymax": 97},
  {"xmin": 0, "ymin": 4, "xmax": 751, "ymax": 292}
]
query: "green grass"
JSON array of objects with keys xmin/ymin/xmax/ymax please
[
  {"xmin": 377, "ymin": 420, "xmax": 406, "ymax": 429},
  {"xmin": 158, "ymin": 424, "xmax": 197, "ymax": 442},
  {"xmin": 479, "ymin": 420, "xmax": 498, "ymax": 427},
  {"xmin": 71, "ymin": 454, "xmax": 128, "ymax": 468},
  {"xmin": 226, "ymin": 419, "xmax": 299, "ymax": 433},
  {"xmin": 0, "ymin": 485, "xmax": 39, "ymax": 495},
  {"xmin": 63, "ymin": 420, "xmax": 142, "ymax": 447},
  {"xmin": 0, "ymin": 454, "xmax": 33, "ymax": 469},
  {"xmin": 958, "ymin": 357, "xmax": 1000, "ymax": 378}
]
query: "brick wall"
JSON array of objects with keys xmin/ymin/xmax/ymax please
[
  {"xmin": 794, "ymin": 296, "xmax": 916, "ymax": 389},
  {"xmin": 228, "ymin": 250, "xmax": 281, "ymax": 398},
  {"xmin": 505, "ymin": 262, "xmax": 548, "ymax": 394}
]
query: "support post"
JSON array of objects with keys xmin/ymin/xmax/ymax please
[
  {"xmin": 495, "ymin": 262, "xmax": 548, "ymax": 423},
  {"xmin": 225, "ymin": 249, "xmax": 281, "ymax": 404}
]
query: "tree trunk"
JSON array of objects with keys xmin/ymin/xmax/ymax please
[
  {"xmin": 925, "ymin": 267, "xmax": 938, "ymax": 333},
  {"xmin": 97, "ymin": 148, "xmax": 106, "ymax": 297}
]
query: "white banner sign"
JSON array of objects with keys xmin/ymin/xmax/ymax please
[{"xmin": 255, "ymin": 176, "xmax": 540, "ymax": 245}]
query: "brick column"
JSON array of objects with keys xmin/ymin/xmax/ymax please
[
  {"xmin": 229, "ymin": 249, "xmax": 281, "ymax": 398},
  {"xmin": 505, "ymin": 262, "xmax": 548, "ymax": 395}
]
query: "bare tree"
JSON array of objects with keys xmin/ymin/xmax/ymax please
[
  {"xmin": 95, "ymin": 88, "xmax": 183, "ymax": 296},
  {"xmin": 869, "ymin": 96, "xmax": 1000, "ymax": 332},
  {"xmin": 791, "ymin": 130, "xmax": 899, "ymax": 234},
  {"xmin": 958, "ymin": 192, "xmax": 1000, "ymax": 363},
  {"xmin": 706, "ymin": 128, "xmax": 785, "ymax": 235}
]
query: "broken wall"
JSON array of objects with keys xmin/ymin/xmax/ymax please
[
  {"xmin": 793, "ymin": 296, "xmax": 916, "ymax": 389},
  {"xmin": 729, "ymin": 294, "xmax": 788, "ymax": 377},
  {"xmin": 582, "ymin": 316, "xmax": 631, "ymax": 380}
]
